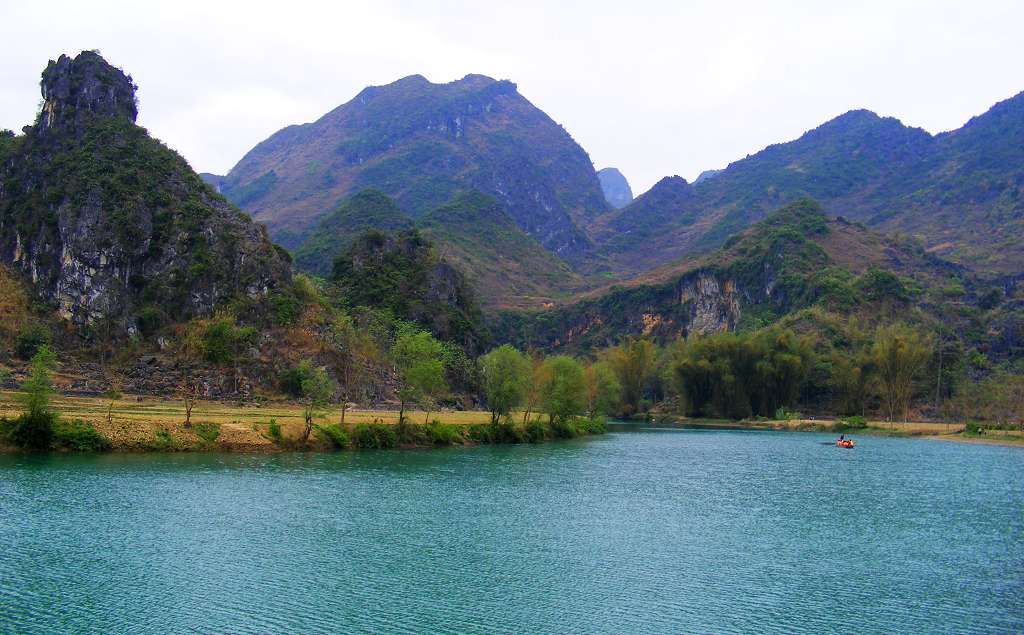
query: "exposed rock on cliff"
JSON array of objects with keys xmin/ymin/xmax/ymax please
[{"xmin": 0, "ymin": 51, "xmax": 292, "ymax": 334}]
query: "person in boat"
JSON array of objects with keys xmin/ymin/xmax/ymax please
[{"xmin": 839, "ymin": 434, "xmax": 845, "ymax": 442}]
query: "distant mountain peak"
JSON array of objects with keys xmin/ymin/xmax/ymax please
[{"xmin": 597, "ymin": 167, "xmax": 633, "ymax": 208}]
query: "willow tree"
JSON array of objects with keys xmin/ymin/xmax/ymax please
[{"xmin": 480, "ymin": 344, "xmax": 530, "ymax": 425}]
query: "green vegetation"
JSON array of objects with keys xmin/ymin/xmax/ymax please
[
  {"xmin": 540, "ymin": 356, "xmax": 587, "ymax": 425},
  {"xmin": 15, "ymin": 324, "xmax": 51, "ymax": 360},
  {"xmin": 294, "ymin": 189, "xmax": 414, "ymax": 276},
  {"xmin": 192, "ymin": 422, "xmax": 221, "ymax": 446},
  {"xmin": 390, "ymin": 327, "xmax": 447, "ymax": 426},
  {"xmin": 6, "ymin": 346, "xmax": 59, "ymax": 449},
  {"xmin": 672, "ymin": 329, "xmax": 815, "ymax": 419},
  {"xmin": 480, "ymin": 344, "xmax": 530, "ymax": 424},
  {"xmin": 332, "ymin": 229, "xmax": 488, "ymax": 351},
  {"xmin": 298, "ymin": 363, "xmax": 335, "ymax": 443},
  {"xmin": 52, "ymin": 419, "xmax": 111, "ymax": 452}
]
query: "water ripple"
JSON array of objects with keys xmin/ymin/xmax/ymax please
[{"xmin": 1, "ymin": 432, "xmax": 1022, "ymax": 633}]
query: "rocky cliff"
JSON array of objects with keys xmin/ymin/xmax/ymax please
[{"xmin": 0, "ymin": 51, "xmax": 292, "ymax": 335}]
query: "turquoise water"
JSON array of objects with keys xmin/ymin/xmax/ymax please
[{"xmin": 1, "ymin": 429, "xmax": 1022, "ymax": 633}]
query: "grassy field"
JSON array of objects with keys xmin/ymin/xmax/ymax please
[
  {"xmin": 2, "ymin": 390, "xmax": 1022, "ymax": 450},
  {"xmin": 0, "ymin": 390, "xmax": 499, "ymax": 451}
]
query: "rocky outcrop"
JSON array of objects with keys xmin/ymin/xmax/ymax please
[
  {"xmin": 597, "ymin": 167, "xmax": 633, "ymax": 208},
  {"xmin": 0, "ymin": 51, "xmax": 292, "ymax": 334},
  {"xmin": 677, "ymin": 272, "xmax": 741, "ymax": 333}
]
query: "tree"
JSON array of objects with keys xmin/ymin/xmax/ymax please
[
  {"xmin": 539, "ymin": 356, "xmax": 586, "ymax": 424},
  {"xmin": 830, "ymin": 348, "xmax": 873, "ymax": 417},
  {"xmin": 324, "ymin": 313, "xmax": 373, "ymax": 427},
  {"xmin": 104, "ymin": 378, "xmax": 123, "ymax": 426},
  {"xmin": 521, "ymin": 352, "xmax": 547, "ymax": 425},
  {"xmin": 603, "ymin": 337, "xmax": 656, "ymax": 415},
  {"xmin": 299, "ymin": 363, "xmax": 335, "ymax": 443},
  {"xmin": 390, "ymin": 328, "xmax": 447, "ymax": 426},
  {"xmin": 871, "ymin": 323, "xmax": 933, "ymax": 424},
  {"xmin": 480, "ymin": 344, "xmax": 530, "ymax": 424},
  {"xmin": 10, "ymin": 345, "xmax": 58, "ymax": 449},
  {"xmin": 584, "ymin": 362, "xmax": 621, "ymax": 418}
]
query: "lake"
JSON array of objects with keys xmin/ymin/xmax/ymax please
[{"xmin": 1, "ymin": 429, "xmax": 1022, "ymax": 633}]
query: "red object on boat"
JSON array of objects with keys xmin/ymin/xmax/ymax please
[{"xmin": 836, "ymin": 439, "xmax": 855, "ymax": 448}]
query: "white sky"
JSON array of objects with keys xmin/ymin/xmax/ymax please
[{"xmin": 2, "ymin": 0, "xmax": 1023, "ymax": 194}]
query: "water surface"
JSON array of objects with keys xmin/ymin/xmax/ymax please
[{"xmin": 1, "ymin": 430, "xmax": 1022, "ymax": 633}]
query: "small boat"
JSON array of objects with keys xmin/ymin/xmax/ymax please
[{"xmin": 836, "ymin": 439, "xmax": 855, "ymax": 448}]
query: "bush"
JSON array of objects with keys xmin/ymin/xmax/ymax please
[
  {"xmin": 151, "ymin": 429, "xmax": 180, "ymax": 451},
  {"xmin": 578, "ymin": 416, "xmax": 608, "ymax": 435},
  {"xmin": 279, "ymin": 362, "xmax": 318, "ymax": 398},
  {"xmin": 15, "ymin": 324, "xmax": 51, "ymax": 360},
  {"xmin": 192, "ymin": 422, "xmax": 221, "ymax": 445},
  {"xmin": 315, "ymin": 423, "xmax": 349, "ymax": 449},
  {"xmin": 53, "ymin": 419, "xmax": 111, "ymax": 451},
  {"xmin": 774, "ymin": 407, "xmax": 802, "ymax": 421},
  {"xmin": 964, "ymin": 421, "xmax": 984, "ymax": 436},
  {"xmin": 425, "ymin": 420, "xmax": 461, "ymax": 446},
  {"xmin": 551, "ymin": 418, "xmax": 580, "ymax": 439},
  {"xmin": 524, "ymin": 418, "xmax": 548, "ymax": 443},
  {"xmin": 136, "ymin": 305, "xmax": 164, "ymax": 337},
  {"xmin": 352, "ymin": 423, "xmax": 398, "ymax": 449},
  {"xmin": 265, "ymin": 419, "xmax": 283, "ymax": 444},
  {"xmin": 269, "ymin": 292, "xmax": 303, "ymax": 326},
  {"xmin": 838, "ymin": 415, "xmax": 866, "ymax": 429},
  {"xmin": 202, "ymin": 318, "xmax": 255, "ymax": 365},
  {"xmin": 7, "ymin": 410, "xmax": 58, "ymax": 450},
  {"xmin": 466, "ymin": 423, "xmax": 493, "ymax": 443}
]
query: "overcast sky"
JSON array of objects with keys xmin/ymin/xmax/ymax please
[{"xmin": 3, "ymin": 0, "xmax": 1023, "ymax": 193}]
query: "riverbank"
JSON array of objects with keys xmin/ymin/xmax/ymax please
[
  {"xmin": 0, "ymin": 390, "xmax": 604, "ymax": 453},
  {"xmin": 3, "ymin": 390, "xmax": 1021, "ymax": 451},
  {"xmin": 624, "ymin": 415, "xmax": 1024, "ymax": 447}
]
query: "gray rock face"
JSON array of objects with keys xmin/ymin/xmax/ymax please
[
  {"xmin": 37, "ymin": 51, "xmax": 138, "ymax": 135},
  {"xmin": 596, "ymin": 167, "xmax": 633, "ymax": 209},
  {"xmin": 0, "ymin": 51, "xmax": 292, "ymax": 333},
  {"xmin": 677, "ymin": 271, "xmax": 741, "ymax": 334}
]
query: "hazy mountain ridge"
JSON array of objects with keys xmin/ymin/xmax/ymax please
[{"xmin": 597, "ymin": 97, "xmax": 1024, "ymax": 274}]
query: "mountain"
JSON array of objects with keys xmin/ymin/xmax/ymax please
[
  {"xmin": 293, "ymin": 189, "xmax": 583, "ymax": 309},
  {"xmin": 693, "ymin": 168, "xmax": 722, "ymax": 184},
  {"xmin": 331, "ymin": 228, "xmax": 488, "ymax": 352},
  {"xmin": 495, "ymin": 199, "xmax": 993, "ymax": 353},
  {"xmin": 596, "ymin": 167, "xmax": 633, "ymax": 208},
  {"xmin": 597, "ymin": 97, "xmax": 1024, "ymax": 274},
  {"xmin": 293, "ymin": 189, "xmax": 414, "ymax": 277},
  {"xmin": 0, "ymin": 51, "xmax": 291, "ymax": 333},
  {"xmin": 417, "ymin": 191, "xmax": 583, "ymax": 309},
  {"xmin": 218, "ymin": 74, "xmax": 609, "ymax": 264}
]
